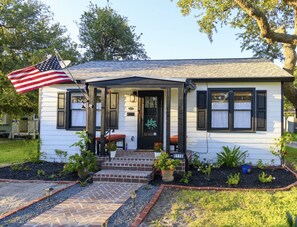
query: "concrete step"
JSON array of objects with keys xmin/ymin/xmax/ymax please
[
  {"xmin": 93, "ymin": 169, "xmax": 154, "ymax": 183},
  {"xmin": 101, "ymin": 160, "xmax": 154, "ymax": 171}
]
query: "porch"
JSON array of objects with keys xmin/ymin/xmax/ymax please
[{"xmin": 85, "ymin": 75, "xmax": 196, "ymax": 159}]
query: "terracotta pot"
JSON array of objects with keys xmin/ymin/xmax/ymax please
[
  {"xmin": 161, "ymin": 170, "xmax": 174, "ymax": 182},
  {"xmin": 77, "ymin": 168, "xmax": 89, "ymax": 180}
]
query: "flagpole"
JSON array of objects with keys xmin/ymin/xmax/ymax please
[
  {"xmin": 54, "ymin": 49, "xmax": 91, "ymax": 133},
  {"xmin": 54, "ymin": 49, "xmax": 89, "ymax": 101}
]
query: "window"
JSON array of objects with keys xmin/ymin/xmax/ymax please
[
  {"xmin": 69, "ymin": 92, "xmax": 101, "ymax": 129},
  {"xmin": 208, "ymin": 88, "xmax": 255, "ymax": 131},
  {"xmin": 56, "ymin": 90, "xmax": 119, "ymax": 130}
]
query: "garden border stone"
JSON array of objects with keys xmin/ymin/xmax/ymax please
[{"xmin": 131, "ymin": 166, "xmax": 297, "ymax": 227}]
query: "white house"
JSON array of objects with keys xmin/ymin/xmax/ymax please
[{"xmin": 39, "ymin": 58, "xmax": 294, "ymax": 165}]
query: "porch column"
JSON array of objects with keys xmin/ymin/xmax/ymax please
[
  {"xmin": 166, "ymin": 88, "xmax": 171, "ymax": 153},
  {"xmin": 100, "ymin": 87, "xmax": 107, "ymax": 156},
  {"xmin": 87, "ymin": 86, "xmax": 96, "ymax": 154},
  {"xmin": 178, "ymin": 85, "xmax": 187, "ymax": 153}
]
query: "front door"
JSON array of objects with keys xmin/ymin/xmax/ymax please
[{"xmin": 138, "ymin": 91, "xmax": 164, "ymax": 149}]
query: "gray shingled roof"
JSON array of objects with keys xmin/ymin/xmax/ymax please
[{"xmin": 68, "ymin": 58, "xmax": 294, "ymax": 82}]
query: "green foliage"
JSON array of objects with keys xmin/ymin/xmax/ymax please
[
  {"xmin": 285, "ymin": 146, "xmax": 297, "ymax": 170},
  {"xmin": 256, "ymin": 159, "xmax": 266, "ymax": 169},
  {"xmin": 63, "ymin": 150, "xmax": 97, "ymax": 174},
  {"xmin": 286, "ymin": 211, "xmax": 297, "ymax": 227},
  {"xmin": 37, "ymin": 169, "xmax": 45, "ymax": 176},
  {"xmin": 226, "ymin": 173, "xmax": 240, "ymax": 186},
  {"xmin": 271, "ymin": 132, "xmax": 295, "ymax": 165},
  {"xmin": 150, "ymin": 188, "xmax": 297, "ymax": 226},
  {"xmin": 180, "ymin": 171, "xmax": 192, "ymax": 184},
  {"xmin": 24, "ymin": 139, "xmax": 44, "ymax": 163},
  {"xmin": 11, "ymin": 163, "xmax": 30, "ymax": 171},
  {"xmin": 153, "ymin": 152, "xmax": 180, "ymax": 171},
  {"xmin": 0, "ymin": 0, "xmax": 80, "ymax": 116},
  {"xmin": 176, "ymin": 0, "xmax": 294, "ymax": 61},
  {"xmin": 55, "ymin": 149, "xmax": 68, "ymax": 163},
  {"xmin": 78, "ymin": 4, "xmax": 148, "ymax": 61},
  {"xmin": 106, "ymin": 141, "xmax": 117, "ymax": 151},
  {"xmin": 258, "ymin": 171, "xmax": 275, "ymax": 183},
  {"xmin": 217, "ymin": 146, "xmax": 248, "ymax": 167},
  {"xmin": 70, "ymin": 130, "xmax": 91, "ymax": 155}
]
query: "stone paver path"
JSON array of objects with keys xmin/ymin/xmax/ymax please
[
  {"xmin": 24, "ymin": 182, "xmax": 143, "ymax": 226},
  {"xmin": 0, "ymin": 182, "xmax": 68, "ymax": 216}
]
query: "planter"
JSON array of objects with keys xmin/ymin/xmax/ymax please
[
  {"xmin": 110, "ymin": 150, "xmax": 116, "ymax": 158},
  {"xmin": 161, "ymin": 170, "xmax": 174, "ymax": 182},
  {"xmin": 242, "ymin": 164, "xmax": 252, "ymax": 174},
  {"xmin": 77, "ymin": 168, "xmax": 89, "ymax": 180},
  {"xmin": 154, "ymin": 152, "xmax": 161, "ymax": 158}
]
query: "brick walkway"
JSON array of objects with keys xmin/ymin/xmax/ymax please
[{"xmin": 24, "ymin": 182, "xmax": 142, "ymax": 226}]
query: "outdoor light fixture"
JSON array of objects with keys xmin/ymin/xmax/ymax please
[
  {"xmin": 130, "ymin": 190, "xmax": 137, "ymax": 207},
  {"xmin": 45, "ymin": 187, "xmax": 54, "ymax": 201},
  {"xmin": 130, "ymin": 91, "xmax": 137, "ymax": 103}
]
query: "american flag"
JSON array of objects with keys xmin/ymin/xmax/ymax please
[{"xmin": 7, "ymin": 56, "xmax": 73, "ymax": 93}]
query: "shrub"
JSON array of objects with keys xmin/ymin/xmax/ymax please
[
  {"xmin": 286, "ymin": 211, "xmax": 297, "ymax": 227},
  {"xmin": 258, "ymin": 172, "xmax": 275, "ymax": 183},
  {"xmin": 226, "ymin": 173, "xmax": 240, "ymax": 186},
  {"xmin": 64, "ymin": 150, "xmax": 97, "ymax": 174},
  {"xmin": 180, "ymin": 171, "xmax": 192, "ymax": 184},
  {"xmin": 55, "ymin": 149, "xmax": 68, "ymax": 163},
  {"xmin": 217, "ymin": 146, "xmax": 248, "ymax": 167},
  {"xmin": 154, "ymin": 152, "xmax": 180, "ymax": 171}
]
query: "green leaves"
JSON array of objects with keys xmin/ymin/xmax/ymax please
[
  {"xmin": 217, "ymin": 145, "xmax": 248, "ymax": 167},
  {"xmin": 78, "ymin": 4, "xmax": 148, "ymax": 61}
]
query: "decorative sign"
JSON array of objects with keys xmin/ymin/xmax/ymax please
[
  {"xmin": 145, "ymin": 118, "xmax": 157, "ymax": 130},
  {"xmin": 127, "ymin": 112, "xmax": 135, "ymax": 116},
  {"xmin": 128, "ymin": 107, "xmax": 134, "ymax": 110}
]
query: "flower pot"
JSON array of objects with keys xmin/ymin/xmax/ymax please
[
  {"xmin": 242, "ymin": 164, "xmax": 252, "ymax": 174},
  {"xmin": 154, "ymin": 152, "xmax": 161, "ymax": 158},
  {"xmin": 161, "ymin": 170, "xmax": 174, "ymax": 182},
  {"xmin": 77, "ymin": 168, "xmax": 89, "ymax": 180},
  {"xmin": 110, "ymin": 150, "xmax": 116, "ymax": 158}
]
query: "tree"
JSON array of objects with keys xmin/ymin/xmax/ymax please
[
  {"xmin": 78, "ymin": 4, "xmax": 148, "ymax": 61},
  {"xmin": 177, "ymin": 0, "xmax": 297, "ymax": 108},
  {"xmin": 0, "ymin": 0, "xmax": 80, "ymax": 117}
]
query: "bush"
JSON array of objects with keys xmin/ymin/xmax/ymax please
[
  {"xmin": 217, "ymin": 146, "xmax": 248, "ymax": 167},
  {"xmin": 64, "ymin": 150, "xmax": 97, "ymax": 173},
  {"xmin": 226, "ymin": 173, "xmax": 240, "ymax": 185}
]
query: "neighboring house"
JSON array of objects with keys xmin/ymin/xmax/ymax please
[
  {"xmin": 39, "ymin": 58, "xmax": 294, "ymax": 165},
  {"xmin": 0, "ymin": 114, "xmax": 38, "ymax": 139}
]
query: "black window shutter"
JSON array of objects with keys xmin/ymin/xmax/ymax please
[
  {"xmin": 107, "ymin": 93, "xmax": 119, "ymax": 129},
  {"xmin": 57, "ymin": 92, "xmax": 66, "ymax": 129},
  {"xmin": 197, "ymin": 91, "xmax": 207, "ymax": 130},
  {"xmin": 256, "ymin": 91, "xmax": 267, "ymax": 131}
]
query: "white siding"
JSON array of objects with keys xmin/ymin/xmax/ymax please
[{"xmin": 40, "ymin": 82, "xmax": 282, "ymax": 165}]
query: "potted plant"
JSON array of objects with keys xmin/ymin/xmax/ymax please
[
  {"xmin": 106, "ymin": 141, "xmax": 117, "ymax": 158},
  {"xmin": 153, "ymin": 152, "xmax": 180, "ymax": 182},
  {"xmin": 154, "ymin": 142, "xmax": 163, "ymax": 158},
  {"xmin": 64, "ymin": 130, "xmax": 97, "ymax": 180}
]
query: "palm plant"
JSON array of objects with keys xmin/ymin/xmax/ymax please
[{"xmin": 217, "ymin": 146, "xmax": 248, "ymax": 167}]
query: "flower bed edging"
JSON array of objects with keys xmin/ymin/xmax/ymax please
[
  {"xmin": 131, "ymin": 165, "xmax": 297, "ymax": 227},
  {"xmin": 0, "ymin": 180, "xmax": 79, "ymax": 220}
]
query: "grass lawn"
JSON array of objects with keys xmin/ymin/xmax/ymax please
[
  {"xmin": 151, "ymin": 188, "xmax": 297, "ymax": 227},
  {"xmin": 0, "ymin": 139, "xmax": 39, "ymax": 165},
  {"xmin": 285, "ymin": 145, "xmax": 297, "ymax": 170}
]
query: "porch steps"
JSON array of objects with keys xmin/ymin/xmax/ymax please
[{"xmin": 94, "ymin": 151, "xmax": 155, "ymax": 183}]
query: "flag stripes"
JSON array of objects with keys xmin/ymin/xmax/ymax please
[{"xmin": 7, "ymin": 56, "xmax": 72, "ymax": 93}]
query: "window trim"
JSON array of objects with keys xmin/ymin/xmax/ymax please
[
  {"xmin": 207, "ymin": 88, "xmax": 255, "ymax": 132},
  {"xmin": 66, "ymin": 89, "xmax": 102, "ymax": 131}
]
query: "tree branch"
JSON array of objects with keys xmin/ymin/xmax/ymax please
[{"xmin": 234, "ymin": 0, "xmax": 297, "ymax": 45}]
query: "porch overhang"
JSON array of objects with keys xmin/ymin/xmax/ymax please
[{"xmin": 86, "ymin": 75, "xmax": 196, "ymax": 90}]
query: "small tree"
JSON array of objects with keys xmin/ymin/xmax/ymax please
[{"xmin": 270, "ymin": 132, "xmax": 295, "ymax": 166}]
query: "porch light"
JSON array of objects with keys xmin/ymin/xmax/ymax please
[{"xmin": 130, "ymin": 91, "xmax": 137, "ymax": 102}]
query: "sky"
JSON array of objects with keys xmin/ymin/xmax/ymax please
[{"xmin": 41, "ymin": 0, "xmax": 254, "ymax": 60}]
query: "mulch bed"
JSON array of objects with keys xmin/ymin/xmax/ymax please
[
  {"xmin": 0, "ymin": 161, "xmax": 78, "ymax": 181},
  {"xmin": 150, "ymin": 166, "xmax": 297, "ymax": 189}
]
